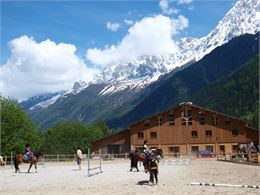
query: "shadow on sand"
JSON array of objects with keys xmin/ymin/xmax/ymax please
[{"xmin": 137, "ymin": 180, "xmax": 150, "ymax": 186}]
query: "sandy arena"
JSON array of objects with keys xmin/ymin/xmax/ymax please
[{"xmin": 0, "ymin": 158, "xmax": 259, "ymax": 195}]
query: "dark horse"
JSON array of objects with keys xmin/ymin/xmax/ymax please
[
  {"xmin": 14, "ymin": 150, "xmax": 44, "ymax": 173},
  {"xmin": 129, "ymin": 149, "xmax": 163, "ymax": 172},
  {"xmin": 129, "ymin": 150, "xmax": 140, "ymax": 172}
]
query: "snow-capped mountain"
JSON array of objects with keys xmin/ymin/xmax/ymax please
[
  {"xmin": 20, "ymin": 91, "xmax": 65, "ymax": 110},
  {"xmin": 21, "ymin": 0, "xmax": 260, "ymax": 111},
  {"xmin": 96, "ymin": 0, "xmax": 260, "ymax": 87},
  {"xmin": 21, "ymin": 81, "xmax": 88, "ymax": 110}
]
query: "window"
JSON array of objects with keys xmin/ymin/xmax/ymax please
[
  {"xmin": 212, "ymin": 115, "xmax": 218, "ymax": 126},
  {"xmin": 205, "ymin": 130, "xmax": 212, "ymax": 138},
  {"xmin": 144, "ymin": 120, "xmax": 150, "ymax": 128},
  {"xmin": 199, "ymin": 111, "xmax": 206, "ymax": 125},
  {"xmin": 232, "ymin": 145, "xmax": 238, "ymax": 152},
  {"xmin": 169, "ymin": 146, "xmax": 180, "ymax": 153},
  {"xmin": 232, "ymin": 129, "xmax": 239, "ymax": 136},
  {"xmin": 169, "ymin": 146, "xmax": 180, "ymax": 157},
  {"xmin": 219, "ymin": 145, "xmax": 225, "ymax": 153},
  {"xmin": 107, "ymin": 144, "xmax": 120, "ymax": 154},
  {"xmin": 206, "ymin": 145, "xmax": 214, "ymax": 152},
  {"xmin": 157, "ymin": 117, "xmax": 162, "ymax": 126},
  {"xmin": 225, "ymin": 119, "xmax": 231, "ymax": 125},
  {"xmin": 150, "ymin": 132, "xmax": 157, "ymax": 139},
  {"xmin": 137, "ymin": 132, "xmax": 144, "ymax": 139},
  {"xmin": 191, "ymin": 131, "xmax": 198, "ymax": 138},
  {"xmin": 191, "ymin": 146, "xmax": 199, "ymax": 152},
  {"xmin": 168, "ymin": 112, "xmax": 175, "ymax": 126},
  {"xmin": 181, "ymin": 109, "xmax": 192, "ymax": 125}
]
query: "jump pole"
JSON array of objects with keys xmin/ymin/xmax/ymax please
[
  {"xmin": 190, "ymin": 182, "xmax": 260, "ymax": 189},
  {"xmin": 87, "ymin": 148, "xmax": 90, "ymax": 177},
  {"xmin": 99, "ymin": 148, "xmax": 102, "ymax": 173}
]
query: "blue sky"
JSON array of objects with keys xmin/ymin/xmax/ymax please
[
  {"xmin": 1, "ymin": 0, "xmax": 236, "ymax": 64},
  {"xmin": 0, "ymin": 0, "xmax": 237, "ymax": 100}
]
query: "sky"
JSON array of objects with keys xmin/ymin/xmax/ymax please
[{"xmin": 0, "ymin": 0, "xmax": 236, "ymax": 100}]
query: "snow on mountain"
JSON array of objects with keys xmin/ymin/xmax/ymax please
[
  {"xmin": 22, "ymin": 0, "xmax": 260, "ymax": 110},
  {"xmin": 95, "ymin": 0, "xmax": 260, "ymax": 95},
  {"xmin": 29, "ymin": 92, "xmax": 64, "ymax": 110},
  {"xmin": 98, "ymin": 74, "xmax": 161, "ymax": 96},
  {"xmin": 62, "ymin": 81, "xmax": 88, "ymax": 97},
  {"xmin": 25, "ymin": 81, "xmax": 88, "ymax": 110}
]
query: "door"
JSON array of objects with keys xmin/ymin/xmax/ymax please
[{"xmin": 107, "ymin": 144, "xmax": 120, "ymax": 154}]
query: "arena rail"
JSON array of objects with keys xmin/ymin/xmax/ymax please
[{"xmin": 217, "ymin": 152, "xmax": 260, "ymax": 165}]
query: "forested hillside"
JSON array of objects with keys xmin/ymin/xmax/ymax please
[{"xmin": 192, "ymin": 54, "xmax": 259, "ymax": 128}]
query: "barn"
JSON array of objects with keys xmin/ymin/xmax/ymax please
[
  {"xmin": 92, "ymin": 129, "xmax": 130, "ymax": 154},
  {"xmin": 92, "ymin": 102, "xmax": 259, "ymax": 155}
]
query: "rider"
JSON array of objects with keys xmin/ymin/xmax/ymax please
[
  {"xmin": 24, "ymin": 143, "xmax": 33, "ymax": 161},
  {"xmin": 143, "ymin": 140, "xmax": 148, "ymax": 153},
  {"xmin": 143, "ymin": 140, "xmax": 150, "ymax": 168}
]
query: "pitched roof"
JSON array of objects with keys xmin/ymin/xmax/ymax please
[{"xmin": 91, "ymin": 128, "xmax": 129, "ymax": 144}]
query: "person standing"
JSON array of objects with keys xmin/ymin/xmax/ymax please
[
  {"xmin": 76, "ymin": 147, "xmax": 83, "ymax": 171},
  {"xmin": 148, "ymin": 155, "xmax": 159, "ymax": 186}
]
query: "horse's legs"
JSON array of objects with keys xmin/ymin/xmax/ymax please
[
  {"xmin": 28, "ymin": 163, "xmax": 32, "ymax": 173},
  {"xmin": 135, "ymin": 162, "xmax": 139, "ymax": 171},
  {"xmin": 35, "ymin": 163, "xmax": 37, "ymax": 173},
  {"xmin": 14, "ymin": 159, "xmax": 20, "ymax": 173}
]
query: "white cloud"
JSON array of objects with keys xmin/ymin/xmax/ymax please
[
  {"xmin": 86, "ymin": 15, "xmax": 189, "ymax": 65},
  {"xmin": 171, "ymin": 15, "xmax": 189, "ymax": 33},
  {"xmin": 124, "ymin": 19, "xmax": 134, "ymax": 25},
  {"xmin": 177, "ymin": 0, "xmax": 192, "ymax": 5},
  {"xmin": 106, "ymin": 22, "xmax": 120, "ymax": 32},
  {"xmin": 0, "ymin": 36, "xmax": 99, "ymax": 100},
  {"xmin": 159, "ymin": 0, "xmax": 179, "ymax": 15}
]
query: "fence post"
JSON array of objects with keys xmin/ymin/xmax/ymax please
[
  {"xmin": 88, "ymin": 148, "xmax": 90, "ymax": 177},
  {"xmin": 42, "ymin": 155, "xmax": 45, "ymax": 168},
  {"xmin": 57, "ymin": 154, "xmax": 59, "ymax": 162},
  {"xmin": 10, "ymin": 151, "xmax": 13, "ymax": 168},
  {"xmin": 99, "ymin": 149, "xmax": 102, "ymax": 173}
]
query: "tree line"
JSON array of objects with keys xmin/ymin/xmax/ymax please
[{"xmin": 0, "ymin": 97, "xmax": 111, "ymax": 156}]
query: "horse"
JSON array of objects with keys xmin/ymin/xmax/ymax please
[
  {"xmin": 0, "ymin": 155, "xmax": 6, "ymax": 167},
  {"xmin": 14, "ymin": 150, "xmax": 44, "ymax": 173},
  {"xmin": 129, "ymin": 150, "xmax": 139, "ymax": 172},
  {"xmin": 129, "ymin": 148, "xmax": 163, "ymax": 173}
]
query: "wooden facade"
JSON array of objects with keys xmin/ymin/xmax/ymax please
[
  {"xmin": 129, "ymin": 102, "xmax": 259, "ymax": 154},
  {"xmin": 92, "ymin": 129, "xmax": 130, "ymax": 154},
  {"xmin": 92, "ymin": 102, "xmax": 259, "ymax": 154}
]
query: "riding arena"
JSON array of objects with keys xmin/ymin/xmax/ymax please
[{"xmin": 0, "ymin": 151, "xmax": 259, "ymax": 195}]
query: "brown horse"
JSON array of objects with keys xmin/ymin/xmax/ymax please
[
  {"xmin": 14, "ymin": 150, "xmax": 44, "ymax": 173},
  {"xmin": 129, "ymin": 149, "xmax": 163, "ymax": 172}
]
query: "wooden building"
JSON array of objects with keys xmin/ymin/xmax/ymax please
[
  {"xmin": 92, "ymin": 129, "xmax": 130, "ymax": 154},
  {"xmin": 92, "ymin": 102, "xmax": 259, "ymax": 155},
  {"xmin": 129, "ymin": 102, "xmax": 258, "ymax": 154}
]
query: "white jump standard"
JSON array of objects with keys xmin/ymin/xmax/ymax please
[{"xmin": 87, "ymin": 148, "xmax": 102, "ymax": 177}]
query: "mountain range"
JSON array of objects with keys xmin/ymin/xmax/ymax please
[{"xmin": 20, "ymin": 0, "xmax": 260, "ymax": 130}]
